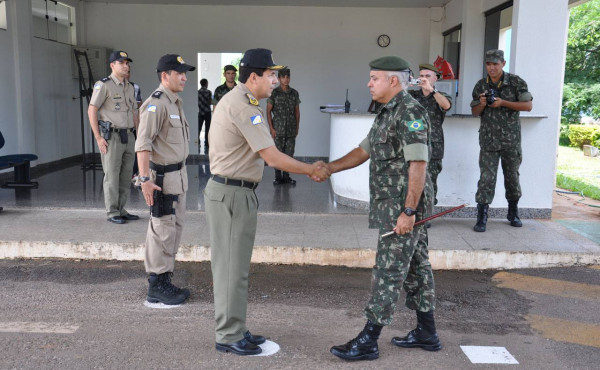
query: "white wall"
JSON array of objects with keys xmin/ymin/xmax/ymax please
[
  {"xmin": 0, "ymin": 26, "xmax": 17, "ymax": 153},
  {"xmin": 82, "ymin": 3, "xmax": 432, "ymax": 156}
]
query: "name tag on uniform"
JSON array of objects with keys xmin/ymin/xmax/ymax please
[
  {"xmin": 250, "ymin": 115, "xmax": 263, "ymax": 125},
  {"xmin": 170, "ymin": 114, "xmax": 180, "ymax": 119}
]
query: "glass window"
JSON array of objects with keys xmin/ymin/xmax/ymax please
[
  {"xmin": 0, "ymin": 1, "xmax": 7, "ymax": 30},
  {"xmin": 32, "ymin": 0, "xmax": 76, "ymax": 45},
  {"xmin": 443, "ymin": 25, "xmax": 461, "ymax": 79}
]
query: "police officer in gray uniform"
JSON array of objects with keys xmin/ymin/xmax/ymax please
[
  {"xmin": 88, "ymin": 50, "xmax": 139, "ymax": 224},
  {"xmin": 135, "ymin": 54, "xmax": 195, "ymax": 305},
  {"xmin": 205, "ymin": 48, "xmax": 329, "ymax": 356}
]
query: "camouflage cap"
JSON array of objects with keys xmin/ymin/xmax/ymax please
[
  {"xmin": 419, "ymin": 63, "xmax": 440, "ymax": 77},
  {"xmin": 485, "ymin": 49, "xmax": 505, "ymax": 63},
  {"xmin": 369, "ymin": 56, "xmax": 410, "ymax": 71}
]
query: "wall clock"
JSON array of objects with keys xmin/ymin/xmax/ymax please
[{"xmin": 377, "ymin": 34, "xmax": 390, "ymax": 48}]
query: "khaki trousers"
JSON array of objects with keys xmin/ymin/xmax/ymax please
[
  {"xmin": 204, "ymin": 179, "xmax": 258, "ymax": 344},
  {"xmin": 100, "ymin": 132, "xmax": 135, "ymax": 217},
  {"xmin": 144, "ymin": 192, "xmax": 186, "ymax": 274}
]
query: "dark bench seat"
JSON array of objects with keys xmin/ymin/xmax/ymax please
[{"xmin": 0, "ymin": 154, "xmax": 39, "ymax": 188}]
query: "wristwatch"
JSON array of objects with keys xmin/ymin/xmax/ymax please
[
  {"xmin": 432, "ymin": 88, "xmax": 438, "ymax": 95},
  {"xmin": 403, "ymin": 207, "xmax": 417, "ymax": 216},
  {"xmin": 139, "ymin": 176, "xmax": 151, "ymax": 183}
]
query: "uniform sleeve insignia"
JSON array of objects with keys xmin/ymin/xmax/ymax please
[
  {"xmin": 152, "ymin": 91, "xmax": 163, "ymax": 98},
  {"xmin": 407, "ymin": 119, "xmax": 425, "ymax": 132},
  {"xmin": 250, "ymin": 115, "xmax": 263, "ymax": 125},
  {"xmin": 94, "ymin": 82, "xmax": 102, "ymax": 89},
  {"xmin": 246, "ymin": 94, "xmax": 259, "ymax": 106},
  {"xmin": 147, "ymin": 105, "xmax": 157, "ymax": 113}
]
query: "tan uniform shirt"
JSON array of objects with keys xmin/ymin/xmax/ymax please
[
  {"xmin": 135, "ymin": 84, "xmax": 190, "ymax": 195},
  {"xmin": 208, "ymin": 84, "xmax": 274, "ymax": 183},
  {"xmin": 90, "ymin": 74, "xmax": 136, "ymax": 128}
]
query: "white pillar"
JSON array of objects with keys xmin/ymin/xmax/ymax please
[
  {"xmin": 456, "ymin": 0, "xmax": 485, "ymax": 114},
  {"xmin": 8, "ymin": 0, "xmax": 36, "ymax": 154}
]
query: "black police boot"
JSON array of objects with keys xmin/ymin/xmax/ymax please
[
  {"xmin": 473, "ymin": 203, "xmax": 489, "ymax": 232},
  {"xmin": 162, "ymin": 272, "xmax": 190, "ymax": 299},
  {"xmin": 507, "ymin": 201, "xmax": 523, "ymax": 227},
  {"xmin": 147, "ymin": 273, "xmax": 188, "ymax": 305},
  {"xmin": 216, "ymin": 338, "xmax": 262, "ymax": 356},
  {"xmin": 282, "ymin": 172, "xmax": 296, "ymax": 185},
  {"xmin": 243, "ymin": 330, "xmax": 266, "ymax": 345},
  {"xmin": 392, "ymin": 310, "xmax": 442, "ymax": 351},
  {"xmin": 330, "ymin": 320, "xmax": 382, "ymax": 361},
  {"xmin": 273, "ymin": 170, "xmax": 284, "ymax": 185}
]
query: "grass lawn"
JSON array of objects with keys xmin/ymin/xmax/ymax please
[{"xmin": 556, "ymin": 145, "xmax": 600, "ymax": 200}]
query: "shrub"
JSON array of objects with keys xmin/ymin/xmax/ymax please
[{"xmin": 568, "ymin": 124, "xmax": 600, "ymax": 149}]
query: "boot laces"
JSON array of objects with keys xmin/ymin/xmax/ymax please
[{"xmin": 160, "ymin": 273, "xmax": 179, "ymax": 294}]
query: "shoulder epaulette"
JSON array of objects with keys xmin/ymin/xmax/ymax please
[
  {"xmin": 246, "ymin": 93, "xmax": 259, "ymax": 106},
  {"xmin": 100, "ymin": 76, "xmax": 110, "ymax": 82},
  {"xmin": 152, "ymin": 91, "xmax": 163, "ymax": 99}
]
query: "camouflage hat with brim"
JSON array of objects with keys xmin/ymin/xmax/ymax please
[
  {"xmin": 485, "ymin": 49, "xmax": 505, "ymax": 63},
  {"xmin": 369, "ymin": 56, "xmax": 410, "ymax": 71},
  {"xmin": 419, "ymin": 63, "xmax": 440, "ymax": 78}
]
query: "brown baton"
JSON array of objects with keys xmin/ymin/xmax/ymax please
[{"xmin": 382, "ymin": 203, "xmax": 469, "ymax": 238}]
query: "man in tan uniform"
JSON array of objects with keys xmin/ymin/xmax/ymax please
[
  {"xmin": 88, "ymin": 50, "xmax": 139, "ymax": 224},
  {"xmin": 135, "ymin": 54, "xmax": 195, "ymax": 305},
  {"xmin": 205, "ymin": 48, "xmax": 329, "ymax": 356}
]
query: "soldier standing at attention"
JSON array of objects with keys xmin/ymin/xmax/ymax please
[
  {"xmin": 409, "ymin": 64, "xmax": 452, "ymax": 214},
  {"xmin": 323, "ymin": 56, "xmax": 441, "ymax": 361},
  {"xmin": 205, "ymin": 48, "xmax": 329, "ymax": 356},
  {"xmin": 88, "ymin": 50, "xmax": 139, "ymax": 224},
  {"xmin": 267, "ymin": 68, "xmax": 301, "ymax": 185},
  {"xmin": 135, "ymin": 54, "xmax": 195, "ymax": 305},
  {"xmin": 197, "ymin": 78, "xmax": 212, "ymax": 150},
  {"xmin": 213, "ymin": 64, "xmax": 237, "ymax": 106},
  {"xmin": 471, "ymin": 49, "xmax": 533, "ymax": 232}
]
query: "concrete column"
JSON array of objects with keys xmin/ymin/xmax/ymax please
[
  {"xmin": 456, "ymin": 0, "xmax": 485, "ymax": 114},
  {"xmin": 428, "ymin": 7, "xmax": 444, "ymax": 63},
  {"xmin": 8, "ymin": 0, "xmax": 36, "ymax": 154}
]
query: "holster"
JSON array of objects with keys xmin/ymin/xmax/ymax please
[
  {"xmin": 119, "ymin": 129, "xmax": 128, "ymax": 144},
  {"xmin": 98, "ymin": 120, "xmax": 112, "ymax": 141},
  {"xmin": 150, "ymin": 173, "xmax": 179, "ymax": 218}
]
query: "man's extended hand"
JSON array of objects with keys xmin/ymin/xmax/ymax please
[
  {"xmin": 141, "ymin": 181, "xmax": 162, "ymax": 206},
  {"xmin": 309, "ymin": 161, "xmax": 331, "ymax": 182},
  {"xmin": 393, "ymin": 213, "xmax": 415, "ymax": 235}
]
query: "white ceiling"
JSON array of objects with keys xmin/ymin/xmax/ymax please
[{"xmin": 80, "ymin": 0, "xmax": 452, "ymax": 8}]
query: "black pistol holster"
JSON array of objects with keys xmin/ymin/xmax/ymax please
[
  {"xmin": 98, "ymin": 120, "xmax": 112, "ymax": 141},
  {"xmin": 150, "ymin": 171, "xmax": 179, "ymax": 218},
  {"xmin": 118, "ymin": 129, "xmax": 128, "ymax": 144}
]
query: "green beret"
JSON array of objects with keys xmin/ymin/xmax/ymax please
[
  {"xmin": 369, "ymin": 56, "xmax": 410, "ymax": 71},
  {"xmin": 485, "ymin": 49, "xmax": 505, "ymax": 63},
  {"xmin": 419, "ymin": 63, "xmax": 440, "ymax": 78}
]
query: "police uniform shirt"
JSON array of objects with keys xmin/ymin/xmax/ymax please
[
  {"xmin": 135, "ymin": 84, "xmax": 190, "ymax": 195},
  {"xmin": 209, "ymin": 84, "xmax": 275, "ymax": 183},
  {"xmin": 90, "ymin": 74, "xmax": 136, "ymax": 128}
]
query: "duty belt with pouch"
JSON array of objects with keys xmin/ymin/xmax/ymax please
[
  {"xmin": 149, "ymin": 161, "xmax": 184, "ymax": 218},
  {"xmin": 109, "ymin": 127, "xmax": 135, "ymax": 144},
  {"xmin": 98, "ymin": 120, "xmax": 112, "ymax": 141}
]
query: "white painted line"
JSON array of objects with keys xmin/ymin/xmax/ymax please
[
  {"xmin": 143, "ymin": 301, "xmax": 182, "ymax": 309},
  {"xmin": 0, "ymin": 322, "xmax": 79, "ymax": 334},
  {"xmin": 460, "ymin": 346, "xmax": 518, "ymax": 364},
  {"xmin": 251, "ymin": 340, "xmax": 281, "ymax": 357}
]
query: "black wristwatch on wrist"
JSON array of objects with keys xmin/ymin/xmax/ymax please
[
  {"xmin": 139, "ymin": 176, "xmax": 151, "ymax": 183},
  {"xmin": 403, "ymin": 207, "xmax": 417, "ymax": 216},
  {"xmin": 432, "ymin": 88, "xmax": 438, "ymax": 95}
]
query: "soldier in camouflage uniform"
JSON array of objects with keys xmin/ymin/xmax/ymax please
[
  {"xmin": 324, "ymin": 56, "xmax": 441, "ymax": 362},
  {"xmin": 409, "ymin": 64, "xmax": 452, "ymax": 211},
  {"xmin": 267, "ymin": 68, "xmax": 301, "ymax": 185},
  {"xmin": 213, "ymin": 65, "xmax": 237, "ymax": 106},
  {"xmin": 471, "ymin": 50, "xmax": 533, "ymax": 232}
]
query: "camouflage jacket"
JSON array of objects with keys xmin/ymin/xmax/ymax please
[
  {"xmin": 198, "ymin": 87, "xmax": 212, "ymax": 114},
  {"xmin": 470, "ymin": 72, "xmax": 533, "ymax": 151},
  {"xmin": 214, "ymin": 82, "xmax": 236, "ymax": 103},
  {"xmin": 267, "ymin": 86, "xmax": 301, "ymax": 137},
  {"xmin": 361, "ymin": 90, "xmax": 433, "ymax": 230},
  {"xmin": 409, "ymin": 89, "xmax": 452, "ymax": 160}
]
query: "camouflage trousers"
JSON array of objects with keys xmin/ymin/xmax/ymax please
[
  {"xmin": 476, "ymin": 147, "xmax": 522, "ymax": 205},
  {"xmin": 364, "ymin": 223, "xmax": 435, "ymax": 326},
  {"xmin": 274, "ymin": 136, "xmax": 296, "ymax": 179},
  {"xmin": 428, "ymin": 159, "xmax": 443, "ymax": 206}
]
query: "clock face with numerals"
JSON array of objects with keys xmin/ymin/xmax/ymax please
[{"xmin": 377, "ymin": 34, "xmax": 390, "ymax": 48}]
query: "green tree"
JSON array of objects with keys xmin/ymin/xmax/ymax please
[{"xmin": 562, "ymin": 0, "xmax": 600, "ymax": 127}]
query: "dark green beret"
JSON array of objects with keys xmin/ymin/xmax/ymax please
[
  {"xmin": 369, "ymin": 56, "xmax": 410, "ymax": 71},
  {"xmin": 419, "ymin": 63, "xmax": 440, "ymax": 78}
]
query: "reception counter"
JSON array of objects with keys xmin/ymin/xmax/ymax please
[{"xmin": 325, "ymin": 110, "xmax": 552, "ymax": 218}]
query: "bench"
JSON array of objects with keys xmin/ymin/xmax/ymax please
[{"xmin": 0, "ymin": 154, "xmax": 39, "ymax": 188}]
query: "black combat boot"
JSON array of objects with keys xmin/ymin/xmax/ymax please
[
  {"xmin": 282, "ymin": 172, "xmax": 296, "ymax": 185},
  {"xmin": 473, "ymin": 203, "xmax": 489, "ymax": 232},
  {"xmin": 162, "ymin": 272, "xmax": 190, "ymax": 299},
  {"xmin": 147, "ymin": 273, "xmax": 188, "ymax": 305},
  {"xmin": 507, "ymin": 201, "xmax": 523, "ymax": 227},
  {"xmin": 273, "ymin": 170, "xmax": 284, "ymax": 185},
  {"xmin": 391, "ymin": 310, "xmax": 442, "ymax": 351},
  {"xmin": 330, "ymin": 320, "xmax": 382, "ymax": 361}
]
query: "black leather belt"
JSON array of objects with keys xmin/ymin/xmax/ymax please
[
  {"xmin": 211, "ymin": 175, "xmax": 258, "ymax": 190},
  {"xmin": 150, "ymin": 161, "xmax": 184, "ymax": 174},
  {"xmin": 110, "ymin": 128, "xmax": 135, "ymax": 133}
]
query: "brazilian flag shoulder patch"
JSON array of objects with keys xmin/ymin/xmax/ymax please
[{"xmin": 407, "ymin": 119, "xmax": 424, "ymax": 132}]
